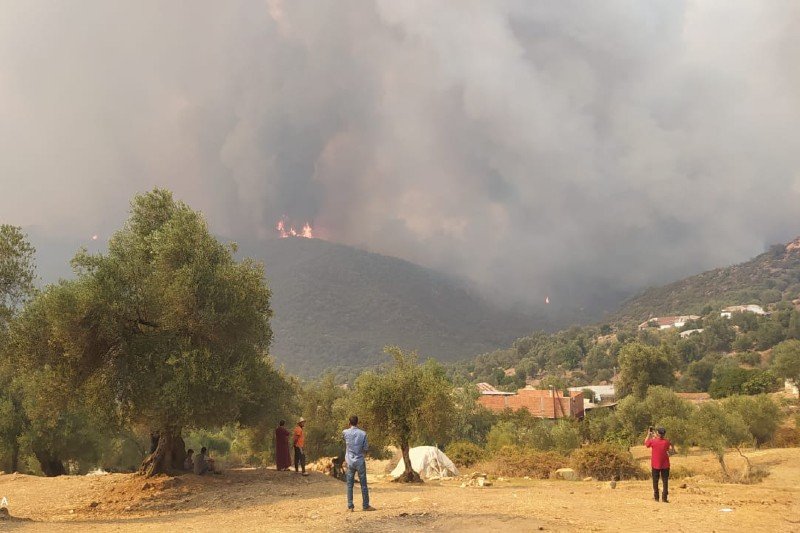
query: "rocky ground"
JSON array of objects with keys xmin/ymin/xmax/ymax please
[{"xmin": 0, "ymin": 447, "xmax": 798, "ymax": 532}]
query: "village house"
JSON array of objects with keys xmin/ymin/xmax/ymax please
[
  {"xmin": 638, "ymin": 315, "xmax": 700, "ymax": 331},
  {"xmin": 567, "ymin": 384, "xmax": 616, "ymax": 403},
  {"xmin": 720, "ymin": 304, "xmax": 766, "ymax": 318},
  {"xmin": 477, "ymin": 384, "xmax": 584, "ymax": 419}
]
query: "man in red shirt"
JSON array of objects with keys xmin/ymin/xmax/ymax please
[{"xmin": 645, "ymin": 426, "xmax": 675, "ymax": 503}]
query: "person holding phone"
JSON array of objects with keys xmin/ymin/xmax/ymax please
[{"xmin": 645, "ymin": 426, "xmax": 675, "ymax": 503}]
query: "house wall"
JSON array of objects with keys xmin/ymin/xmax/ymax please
[{"xmin": 478, "ymin": 389, "xmax": 584, "ymax": 419}]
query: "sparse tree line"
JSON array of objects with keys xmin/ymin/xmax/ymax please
[{"xmin": 2, "ymin": 189, "xmax": 799, "ymax": 483}]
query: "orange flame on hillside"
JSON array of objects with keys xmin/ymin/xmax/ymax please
[{"xmin": 276, "ymin": 217, "xmax": 314, "ymax": 239}]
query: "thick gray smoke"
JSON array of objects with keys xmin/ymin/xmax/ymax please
[{"xmin": 1, "ymin": 1, "xmax": 799, "ymax": 312}]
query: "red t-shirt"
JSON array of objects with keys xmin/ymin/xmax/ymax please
[{"xmin": 645, "ymin": 437, "xmax": 671, "ymax": 469}]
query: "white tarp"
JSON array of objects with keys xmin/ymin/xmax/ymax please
[{"xmin": 390, "ymin": 446, "xmax": 459, "ymax": 480}]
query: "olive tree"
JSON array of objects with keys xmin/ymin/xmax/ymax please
[
  {"xmin": 352, "ymin": 346, "xmax": 456, "ymax": 482},
  {"xmin": 0, "ymin": 225, "xmax": 36, "ymax": 473},
  {"xmin": 11, "ymin": 189, "xmax": 287, "ymax": 477}
]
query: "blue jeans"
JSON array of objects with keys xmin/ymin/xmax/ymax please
[{"xmin": 346, "ymin": 459, "xmax": 369, "ymax": 509}]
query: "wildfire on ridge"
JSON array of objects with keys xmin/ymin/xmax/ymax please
[{"xmin": 276, "ymin": 217, "xmax": 314, "ymax": 239}]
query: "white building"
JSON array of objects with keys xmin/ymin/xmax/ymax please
[
  {"xmin": 568, "ymin": 384, "xmax": 616, "ymax": 403},
  {"xmin": 720, "ymin": 304, "xmax": 766, "ymax": 318},
  {"xmin": 638, "ymin": 315, "xmax": 701, "ymax": 330}
]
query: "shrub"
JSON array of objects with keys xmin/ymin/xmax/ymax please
[
  {"xmin": 446, "ymin": 441, "xmax": 484, "ymax": 467},
  {"xmin": 486, "ymin": 421, "xmax": 518, "ymax": 452},
  {"xmin": 490, "ymin": 446, "xmax": 567, "ymax": 478},
  {"xmin": 769, "ymin": 427, "xmax": 800, "ymax": 448},
  {"xmin": 571, "ymin": 443, "xmax": 643, "ymax": 481}
]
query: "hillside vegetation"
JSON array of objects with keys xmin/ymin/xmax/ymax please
[
  {"xmin": 237, "ymin": 238, "xmax": 550, "ymax": 376},
  {"xmin": 449, "ymin": 237, "xmax": 800, "ymax": 394},
  {"xmin": 614, "ymin": 237, "xmax": 800, "ymax": 323}
]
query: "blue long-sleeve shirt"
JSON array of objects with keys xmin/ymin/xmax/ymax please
[{"xmin": 343, "ymin": 426, "xmax": 368, "ymax": 466}]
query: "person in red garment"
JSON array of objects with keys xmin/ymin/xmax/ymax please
[
  {"xmin": 275, "ymin": 420, "xmax": 291, "ymax": 471},
  {"xmin": 645, "ymin": 426, "xmax": 675, "ymax": 503}
]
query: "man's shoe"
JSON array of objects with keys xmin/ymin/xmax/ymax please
[
  {"xmin": 662, "ymin": 496, "xmax": 669, "ymax": 503},
  {"xmin": 654, "ymin": 494, "xmax": 659, "ymax": 502},
  {"xmin": 363, "ymin": 506, "xmax": 376, "ymax": 511},
  {"xmin": 302, "ymin": 472, "xmax": 309, "ymax": 476},
  {"xmin": 347, "ymin": 508, "xmax": 354, "ymax": 513}
]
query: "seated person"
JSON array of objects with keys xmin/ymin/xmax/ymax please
[
  {"xmin": 184, "ymin": 449, "xmax": 194, "ymax": 471},
  {"xmin": 193, "ymin": 447, "xmax": 218, "ymax": 475}
]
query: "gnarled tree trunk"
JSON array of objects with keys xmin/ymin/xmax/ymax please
[
  {"xmin": 139, "ymin": 428, "xmax": 185, "ymax": 477},
  {"xmin": 34, "ymin": 451, "xmax": 65, "ymax": 477},
  {"xmin": 716, "ymin": 452, "xmax": 730, "ymax": 481},
  {"xmin": 393, "ymin": 438, "xmax": 422, "ymax": 483}
]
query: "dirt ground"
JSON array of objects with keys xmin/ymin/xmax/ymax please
[{"xmin": 1, "ymin": 447, "xmax": 799, "ymax": 532}]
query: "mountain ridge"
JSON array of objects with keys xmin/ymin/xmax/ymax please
[
  {"xmin": 613, "ymin": 236, "xmax": 800, "ymax": 324},
  {"xmin": 236, "ymin": 237, "xmax": 552, "ymax": 376}
]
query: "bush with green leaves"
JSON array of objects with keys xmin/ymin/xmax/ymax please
[
  {"xmin": 722, "ymin": 395, "xmax": 782, "ymax": 447},
  {"xmin": 689, "ymin": 402, "xmax": 751, "ymax": 480},
  {"xmin": 445, "ymin": 441, "xmax": 484, "ymax": 467}
]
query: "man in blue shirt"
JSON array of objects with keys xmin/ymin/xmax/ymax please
[{"xmin": 342, "ymin": 415, "xmax": 375, "ymax": 512}]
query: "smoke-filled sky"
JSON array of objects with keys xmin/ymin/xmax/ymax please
[{"xmin": 2, "ymin": 1, "xmax": 799, "ymax": 310}]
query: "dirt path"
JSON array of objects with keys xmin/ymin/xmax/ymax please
[{"xmin": 1, "ymin": 448, "xmax": 799, "ymax": 532}]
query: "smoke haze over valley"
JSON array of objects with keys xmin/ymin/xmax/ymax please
[{"xmin": 2, "ymin": 1, "xmax": 800, "ymax": 313}]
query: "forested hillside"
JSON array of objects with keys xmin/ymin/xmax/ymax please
[
  {"xmin": 238, "ymin": 238, "xmax": 551, "ymax": 376},
  {"xmin": 613, "ymin": 237, "xmax": 800, "ymax": 323},
  {"xmin": 449, "ymin": 237, "xmax": 800, "ymax": 396}
]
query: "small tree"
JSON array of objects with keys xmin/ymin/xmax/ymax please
[
  {"xmin": 722, "ymin": 395, "xmax": 782, "ymax": 447},
  {"xmin": 616, "ymin": 342, "xmax": 675, "ymax": 398},
  {"xmin": 772, "ymin": 339, "xmax": 800, "ymax": 383},
  {"xmin": 352, "ymin": 346, "xmax": 456, "ymax": 482},
  {"xmin": 690, "ymin": 402, "xmax": 750, "ymax": 480},
  {"xmin": 299, "ymin": 374, "xmax": 350, "ymax": 461}
]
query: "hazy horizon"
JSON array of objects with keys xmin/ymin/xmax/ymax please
[{"xmin": 3, "ymin": 1, "xmax": 800, "ymax": 313}]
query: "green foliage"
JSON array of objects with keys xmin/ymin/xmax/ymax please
[
  {"xmin": 584, "ymin": 409, "xmax": 627, "ymax": 446},
  {"xmin": 486, "ymin": 420, "xmax": 518, "ymax": 452},
  {"xmin": 656, "ymin": 416, "xmax": 692, "ymax": 452},
  {"xmin": 771, "ymin": 339, "xmax": 800, "ymax": 382},
  {"xmin": 0, "ymin": 225, "xmax": 36, "ymax": 329},
  {"xmin": 613, "ymin": 241, "xmax": 800, "ymax": 322},
  {"xmin": 570, "ymin": 443, "xmax": 643, "ymax": 480},
  {"xmin": 709, "ymin": 363, "xmax": 778, "ymax": 398},
  {"xmin": 616, "ymin": 342, "xmax": 675, "ymax": 398},
  {"xmin": 4, "ymin": 190, "xmax": 292, "ymax": 475},
  {"xmin": 299, "ymin": 374, "xmax": 350, "ymax": 460},
  {"xmin": 722, "ymin": 395, "xmax": 782, "ymax": 447},
  {"xmin": 243, "ymin": 237, "xmax": 541, "ymax": 377},
  {"xmin": 551, "ymin": 421, "xmax": 582, "ymax": 455},
  {"xmin": 64, "ymin": 189, "xmax": 287, "ymax": 434},
  {"xmin": 445, "ymin": 441, "xmax": 484, "ymax": 467},
  {"xmin": 449, "ymin": 385, "xmax": 496, "ymax": 445},
  {"xmin": 615, "ymin": 386, "xmax": 693, "ymax": 443},
  {"xmin": 351, "ymin": 347, "xmax": 457, "ymax": 463},
  {"xmin": 677, "ymin": 355, "xmax": 717, "ymax": 392},
  {"xmin": 689, "ymin": 402, "xmax": 750, "ymax": 478}
]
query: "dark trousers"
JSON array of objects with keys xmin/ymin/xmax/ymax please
[
  {"xmin": 294, "ymin": 446, "xmax": 306, "ymax": 473},
  {"xmin": 652, "ymin": 468, "xmax": 669, "ymax": 500}
]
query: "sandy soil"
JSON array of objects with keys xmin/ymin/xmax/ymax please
[{"xmin": 1, "ymin": 447, "xmax": 798, "ymax": 532}]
